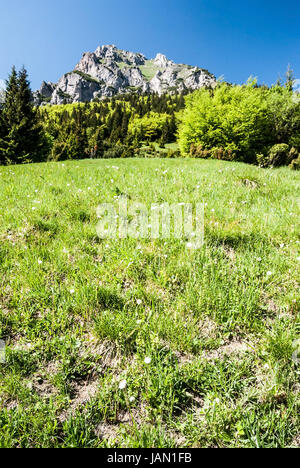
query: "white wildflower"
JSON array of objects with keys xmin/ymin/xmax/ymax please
[{"xmin": 119, "ymin": 380, "xmax": 127, "ymax": 390}]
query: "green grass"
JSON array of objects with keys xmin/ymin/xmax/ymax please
[
  {"xmin": 0, "ymin": 158, "xmax": 299, "ymax": 448},
  {"xmin": 72, "ymin": 70, "xmax": 102, "ymax": 84},
  {"xmin": 114, "ymin": 59, "xmax": 159, "ymax": 80},
  {"xmin": 117, "ymin": 62, "xmax": 129, "ymax": 70},
  {"xmin": 139, "ymin": 61, "xmax": 160, "ymax": 81}
]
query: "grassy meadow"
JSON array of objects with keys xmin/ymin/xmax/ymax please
[{"xmin": 0, "ymin": 158, "xmax": 299, "ymax": 448}]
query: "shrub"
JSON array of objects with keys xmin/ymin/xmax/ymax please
[
  {"xmin": 268, "ymin": 144, "xmax": 290, "ymax": 167},
  {"xmin": 178, "ymin": 82, "xmax": 275, "ymax": 163},
  {"xmin": 136, "ymin": 146, "xmax": 157, "ymax": 158},
  {"xmin": 178, "ymin": 82, "xmax": 300, "ymax": 166},
  {"xmin": 103, "ymin": 145, "xmax": 126, "ymax": 159},
  {"xmin": 256, "ymin": 144, "xmax": 290, "ymax": 168},
  {"xmin": 288, "ymin": 147, "xmax": 299, "ymax": 164},
  {"xmin": 256, "ymin": 153, "xmax": 268, "ymax": 167},
  {"xmin": 211, "ymin": 143, "xmax": 238, "ymax": 161},
  {"xmin": 190, "ymin": 144, "xmax": 211, "ymax": 159},
  {"xmin": 166, "ymin": 149, "xmax": 181, "ymax": 158},
  {"xmin": 290, "ymin": 156, "xmax": 300, "ymax": 170}
]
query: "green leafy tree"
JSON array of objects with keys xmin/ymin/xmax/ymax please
[
  {"xmin": 178, "ymin": 82, "xmax": 275, "ymax": 162},
  {"xmin": 177, "ymin": 81, "xmax": 300, "ymax": 163},
  {"xmin": 267, "ymin": 85, "xmax": 300, "ymax": 148},
  {"xmin": 128, "ymin": 112, "xmax": 172, "ymax": 143}
]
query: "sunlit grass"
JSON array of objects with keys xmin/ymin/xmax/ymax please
[{"xmin": 0, "ymin": 158, "xmax": 299, "ymax": 447}]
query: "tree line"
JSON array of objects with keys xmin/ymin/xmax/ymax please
[
  {"xmin": 39, "ymin": 91, "xmax": 183, "ymax": 160},
  {"xmin": 0, "ymin": 66, "xmax": 299, "ymax": 168},
  {"xmin": 0, "ymin": 67, "xmax": 186, "ymax": 164}
]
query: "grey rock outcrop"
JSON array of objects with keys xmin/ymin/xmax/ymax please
[
  {"xmin": 34, "ymin": 45, "xmax": 216, "ymax": 105},
  {"xmin": 33, "ymin": 81, "xmax": 57, "ymax": 105}
]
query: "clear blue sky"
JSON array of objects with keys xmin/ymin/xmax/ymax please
[{"xmin": 0, "ymin": 0, "xmax": 299, "ymax": 90}]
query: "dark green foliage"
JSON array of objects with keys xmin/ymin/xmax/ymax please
[
  {"xmin": 257, "ymin": 143, "xmax": 290, "ymax": 168},
  {"xmin": 0, "ymin": 67, "xmax": 47, "ymax": 164},
  {"xmin": 268, "ymin": 143, "xmax": 290, "ymax": 167},
  {"xmin": 166, "ymin": 148, "xmax": 181, "ymax": 158},
  {"xmin": 0, "ymin": 110, "xmax": 6, "ymax": 166},
  {"xmin": 51, "ymin": 122, "xmax": 88, "ymax": 161},
  {"xmin": 103, "ymin": 145, "xmax": 128, "ymax": 159}
]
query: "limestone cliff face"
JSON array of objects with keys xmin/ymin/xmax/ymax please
[{"xmin": 34, "ymin": 45, "xmax": 216, "ymax": 105}]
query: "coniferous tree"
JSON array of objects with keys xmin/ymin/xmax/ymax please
[
  {"xmin": 285, "ymin": 65, "xmax": 295, "ymax": 92},
  {"xmin": 0, "ymin": 66, "xmax": 47, "ymax": 165},
  {"xmin": 0, "ymin": 106, "xmax": 5, "ymax": 165},
  {"xmin": 120, "ymin": 112, "xmax": 129, "ymax": 141},
  {"xmin": 0, "ymin": 81, "xmax": 5, "ymax": 164},
  {"xmin": 0, "ymin": 67, "xmax": 18, "ymax": 163}
]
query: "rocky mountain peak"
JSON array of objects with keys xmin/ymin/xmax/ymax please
[
  {"xmin": 33, "ymin": 45, "xmax": 216, "ymax": 106},
  {"xmin": 153, "ymin": 53, "xmax": 173, "ymax": 68}
]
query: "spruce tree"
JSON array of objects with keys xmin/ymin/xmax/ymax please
[
  {"xmin": 0, "ymin": 106, "xmax": 5, "ymax": 165},
  {"xmin": 285, "ymin": 65, "xmax": 295, "ymax": 92},
  {"xmin": 0, "ymin": 66, "xmax": 47, "ymax": 165},
  {"xmin": 0, "ymin": 67, "xmax": 18, "ymax": 163},
  {"xmin": 0, "ymin": 81, "xmax": 5, "ymax": 164}
]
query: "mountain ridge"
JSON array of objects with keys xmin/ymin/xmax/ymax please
[{"xmin": 34, "ymin": 45, "xmax": 216, "ymax": 105}]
